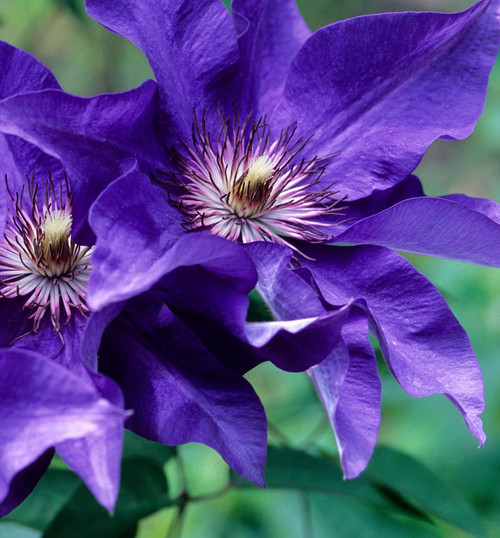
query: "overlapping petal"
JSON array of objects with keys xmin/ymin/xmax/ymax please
[
  {"xmin": 0, "ymin": 41, "xmax": 63, "ymax": 238},
  {"xmin": 91, "ymin": 192, "xmax": 346, "ymax": 374},
  {"xmin": 333, "ymin": 195, "xmax": 500, "ymax": 267},
  {"xmin": 84, "ymin": 297, "xmax": 268, "ymax": 486},
  {"xmin": 231, "ymin": 0, "xmax": 310, "ymax": 116},
  {"xmin": 0, "ymin": 293, "xmax": 127, "ymax": 511},
  {"xmin": 299, "ymin": 244, "xmax": 485, "ymax": 444},
  {"xmin": 0, "ymin": 41, "xmax": 61, "ymax": 192},
  {"xmin": 242, "ymin": 242, "xmax": 381, "ymax": 477},
  {"xmin": 442, "ymin": 192, "xmax": 500, "ymax": 224},
  {"xmin": 245, "ymin": 240, "xmax": 326, "ymax": 319},
  {"xmin": 331, "ymin": 175, "xmax": 425, "ymax": 231},
  {"xmin": 0, "ymin": 349, "xmax": 127, "ymax": 513},
  {"xmin": 88, "ymin": 166, "xmax": 257, "ymax": 309},
  {"xmin": 309, "ymin": 310, "xmax": 381, "ymax": 479},
  {"xmin": 0, "ymin": 82, "xmax": 162, "ymax": 240},
  {"xmin": 273, "ymin": 0, "xmax": 500, "ymax": 199},
  {"xmin": 157, "ymin": 242, "xmax": 351, "ymax": 373},
  {"xmin": 86, "ymin": 0, "xmax": 239, "ymax": 139}
]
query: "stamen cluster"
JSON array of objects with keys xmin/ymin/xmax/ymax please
[
  {"xmin": 165, "ymin": 113, "xmax": 344, "ymax": 251},
  {"xmin": 0, "ymin": 177, "xmax": 93, "ymax": 335}
]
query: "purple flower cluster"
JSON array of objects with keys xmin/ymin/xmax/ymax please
[{"xmin": 0, "ymin": 0, "xmax": 499, "ymax": 515}]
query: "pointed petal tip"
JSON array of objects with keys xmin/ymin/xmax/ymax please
[
  {"xmin": 99, "ymin": 493, "xmax": 118, "ymax": 514},
  {"xmin": 340, "ymin": 456, "xmax": 368, "ymax": 481},
  {"xmin": 474, "ymin": 427, "xmax": 486, "ymax": 448},
  {"xmin": 464, "ymin": 413, "xmax": 486, "ymax": 447},
  {"xmin": 235, "ymin": 463, "xmax": 266, "ymax": 488},
  {"xmin": 252, "ymin": 471, "xmax": 266, "ymax": 489}
]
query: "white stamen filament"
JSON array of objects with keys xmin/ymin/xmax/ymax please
[
  {"xmin": 164, "ymin": 113, "xmax": 346, "ymax": 254},
  {"xmin": 0, "ymin": 178, "xmax": 93, "ymax": 337}
]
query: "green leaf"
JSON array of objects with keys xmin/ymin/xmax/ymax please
[
  {"xmin": 247, "ymin": 289, "xmax": 274, "ymax": 322},
  {"xmin": 122, "ymin": 430, "xmax": 176, "ymax": 466},
  {"xmin": 52, "ymin": 0, "xmax": 86, "ymax": 20},
  {"xmin": 231, "ymin": 446, "xmax": 388, "ymax": 507},
  {"xmin": 3, "ymin": 470, "xmax": 80, "ymax": 531},
  {"xmin": 43, "ymin": 458, "xmax": 174, "ymax": 538},
  {"xmin": 0, "ymin": 522, "xmax": 41, "ymax": 538},
  {"xmin": 366, "ymin": 446, "xmax": 485, "ymax": 537},
  {"xmin": 5, "ymin": 434, "xmax": 174, "ymax": 535},
  {"xmin": 309, "ymin": 493, "xmax": 439, "ymax": 538},
  {"xmin": 232, "ymin": 445, "xmax": 483, "ymax": 535}
]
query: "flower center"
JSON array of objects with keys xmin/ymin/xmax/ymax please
[
  {"xmin": 42, "ymin": 209, "xmax": 73, "ymax": 273},
  {"xmin": 0, "ymin": 176, "xmax": 93, "ymax": 336},
  {"xmin": 229, "ymin": 155, "xmax": 276, "ymax": 219},
  {"xmin": 163, "ymin": 113, "xmax": 345, "ymax": 251}
]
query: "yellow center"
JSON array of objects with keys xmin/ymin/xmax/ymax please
[
  {"xmin": 42, "ymin": 210, "xmax": 72, "ymax": 261},
  {"xmin": 242, "ymin": 156, "xmax": 275, "ymax": 194},
  {"xmin": 230, "ymin": 155, "xmax": 276, "ymax": 218}
]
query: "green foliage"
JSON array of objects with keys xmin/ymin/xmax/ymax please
[
  {"xmin": 230, "ymin": 445, "xmax": 484, "ymax": 536},
  {"xmin": 0, "ymin": 430, "xmax": 489, "ymax": 536},
  {"xmin": 53, "ymin": 0, "xmax": 86, "ymax": 19},
  {"xmin": 367, "ymin": 447, "xmax": 485, "ymax": 536},
  {"xmin": 122, "ymin": 430, "xmax": 176, "ymax": 466},
  {"xmin": 246, "ymin": 289, "xmax": 274, "ymax": 322},
  {"xmin": 0, "ymin": 523, "xmax": 40, "ymax": 538},
  {"xmin": 2, "ymin": 434, "xmax": 176, "ymax": 538},
  {"xmin": 2, "ymin": 470, "xmax": 80, "ymax": 532},
  {"xmin": 231, "ymin": 446, "xmax": 386, "ymax": 505},
  {"xmin": 43, "ymin": 458, "xmax": 173, "ymax": 538}
]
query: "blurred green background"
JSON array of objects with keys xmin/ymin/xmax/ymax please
[{"xmin": 0, "ymin": 1, "xmax": 499, "ymax": 536}]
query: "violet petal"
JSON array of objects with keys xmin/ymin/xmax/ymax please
[
  {"xmin": 0, "ymin": 348, "xmax": 126, "ymax": 511},
  {"xmin": 309, "ymin": 309, "xmax": 381, "ymax": 479},
  {"xmin": 231, "ymin": 0, "xmax": 310, "ymax": 116},
  {"xmin": 86, "ymin": 0, "xmax": 239, "ymax": 139},
  {"xmin": 333, "ymin": 195, "xmax": 500, "ymax": 266},
  {"xmin": 300, "ymin": 244, "xmax": 485, "ymax": 444},
  {"xmin": 273, "ymin": 0, "xmax": 500, "ymax": 198},
  {"xmin": 88, "ymin": 167, "xmax": 257, "ymax": 309},
  {"xmin": 0, "ymin": 82, "xmax": 162, "ymax": 239},
  {"xmin": 100, "ymin": 297, "xmax": 267, "ymax": 486}
]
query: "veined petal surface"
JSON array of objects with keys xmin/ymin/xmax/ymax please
[
  {"xmin": 299, "ymin": 245, "xmax": 485, "ymax": 444},
  {"xmin": 273, "ymin": 0, "xmax": 500, "ymax": 198}
]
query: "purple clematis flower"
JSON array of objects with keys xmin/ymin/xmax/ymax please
[
  {"xmin": 0, "ymin": 0, "xmax": 499, "ymax": 483},
  {"xmin": 79, "ymin": 230, "xmax": 353, "ymax": 486},
  {"xmin": 0, "ymin": 43, "xmax": 132, "ymax": 515},
  {"xmin": 0, "ymin": 38, "xmax": 346, "ymax": 490}
]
